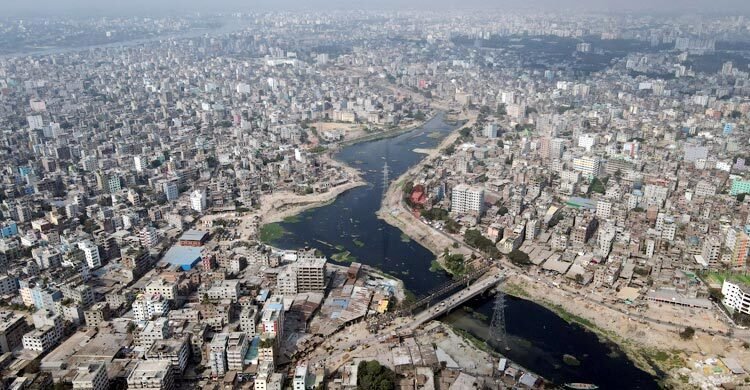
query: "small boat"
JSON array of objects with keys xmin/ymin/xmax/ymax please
[{"xmin": 564, "ymin": 384, "xmax": 598, "ymax": 390}]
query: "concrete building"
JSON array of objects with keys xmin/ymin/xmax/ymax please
[
  {"xmin": 132, "ymin": 294, "xmax": 170, "ymax": 322},
  {"xmin": 190, "ymin": 189, "xmax": 207, "ymax": 213},
  {"xmin": 0, "ymin": 311, "xmax": 29, "ymax": 353},
  {"xmin": 240, "ymin": 305, "xmax": 259, "ymax": 336},
  {"xmin": 209, "ymin": 333, "xmax": 229, "ymax": 377},
  {"xmin": 126, "ymin": 359, "xmax": 175, "ymax": 390},
  {"xmin": 77, "ymin": 241, "xmax": 102, "ymax": 269},
  {"xmin": 451, "ymin": 184, "xmax": 484, "ymax": 215},
  {"xmin": 722, "ymin": 280, "xmax": 750, "ymax": 315},
  {"xmin": 294, "ymin": 255, "xmax": 326, "ymax": 293},
  {"xmin": 146, "ymin": 337, "xmax": 190, "ymax": 374},
  {"xmin": 84, "ymin": 302, "xmax": 111, "ymax": 327},
  {"xmin": 72, "ymin": 363, "xmax": 109, "ymax": 390},
  {"xmin": 226, "ymin": 332, "xmax": 250, "ymax": 371}
]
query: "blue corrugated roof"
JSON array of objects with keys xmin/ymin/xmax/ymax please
[{"xmin": 162, "ymin": 245, "xmax": 202, "ymax": 270}]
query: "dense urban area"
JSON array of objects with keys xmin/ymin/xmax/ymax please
[{"xmin": 1, "ymin": 8, "xmax": 750, "ymax": 390}]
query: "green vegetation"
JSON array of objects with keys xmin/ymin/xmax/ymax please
[
  {"xmin": 463, "ymin": 229, "xmax": 500, "ymax": 257},
  {"xmin": 399, "ymin": 233, "xmax": 411, "ymax": 243},
  {"xmin": 443, "ymin": 250, "xmax": 466, "ymax": 275},
  {"xmin": 702, "ymin": 271, "xmax": 750, "ymax": 286},
  {"xmin": 421, "ymin": 207, "xmax": 449, "ymax": 221},
  {"xmin": 332, "ymin": 251, "xmax": 358, "ymax": 263},
  {"xmin": 283, "ymin": 214, "xmax": 302, "ymax": 223},
  {"xmin": 429, "ymin": 260, "xmax": 445, "ymax": 273},
  {"xmin": 352, "ymin": 238, "xmax": 365, "ymax": 247},
  {"xmin": 679, "ymin": 327, "xmax": 695, "ymax": 340},
  {"xmin": 259, "ymin": 223, "xmax": 286, "ymax": 242},
  {"xmin": 507, "ymin": 249, "xmax": 531, "ymax": 267},
  {"xmin": 310, "ymin": 145, "xmax": 327, "ymax": 154},
  {"xmin": 588, "ymin": 177, "xmax": 606, "ymax": 194},
  {"xmin": 357, "ymin": 360, "xmax": 397, "ymax": 390}
]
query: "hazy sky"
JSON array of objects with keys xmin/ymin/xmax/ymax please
[{"xmin": 6, "ymin": 0, "xmax": 750, "ymax": 17}]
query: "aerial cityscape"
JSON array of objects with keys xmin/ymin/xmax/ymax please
[{"xmin": 1, "ymin": 1, "xmax": 750, "ymax": 389}]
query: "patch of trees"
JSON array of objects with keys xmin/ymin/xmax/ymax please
[
  {"xmin": 508, "ymin": 249, "xmax": 531, "ymax": 267},
  {"xmin": 464, "ymin": 229, "xmax": 500, "ymax": 258},
  {"xmin": 357, "ymin": 360, "xmax": 397, "ymax": 390}
]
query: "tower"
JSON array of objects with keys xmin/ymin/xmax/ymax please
[{"xmin": 487, "ymin": 290, "xmax": 509, "ymax": 350}]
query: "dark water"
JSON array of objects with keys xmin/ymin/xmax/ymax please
[
  {"xmin": 272, "ymin": 113, "xmax": 456, "ymax": 294},
  {"xmin": 442, "ymin": 294, "xmax": 659, "ymax": 389},
  {"xmin": 271, "ymin": 113, "xmax": 659, "ymax": 389}
]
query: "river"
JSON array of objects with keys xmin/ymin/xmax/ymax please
[{"xmin": 270, "ymin": 113, "xmax": 659, "ymax": 389}]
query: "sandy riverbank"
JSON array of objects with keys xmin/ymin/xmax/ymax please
[
  {"xmin": 376, "ymin": 112, "xmax": 478, "ymax": 260},
  {"xmin": 502, "ymin": 274, "xmax": 750, "ymax": 388}
]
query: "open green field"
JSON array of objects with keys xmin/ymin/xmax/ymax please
[
  {"xmin": 702, "ymin": 271, "xmax": 750, "ymax": 287},
  {"xmin": 259, "ymin": 223, "xmax": 286, "ymax": 243}
]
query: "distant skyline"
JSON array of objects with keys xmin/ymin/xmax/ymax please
[{"xmin": 5, "ymin": 0, "xmax": 750, "ymax": 17}]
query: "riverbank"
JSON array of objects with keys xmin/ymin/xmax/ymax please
[
  {"xmin": 374, "ymin": 112, "xmax": 750, "ymax": 387},
  {"xmin": 501, "ymin": 274, "xmax": 750, "ymax": 388},
  {"xmin": 376, "ymin": 111, "xmax": 478, "ymax": 261}
]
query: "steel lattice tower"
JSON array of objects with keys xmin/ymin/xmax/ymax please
[
  {"xmin": 382, "ymin": 161, "xmax": 390, "ymax": 194},
  {"xmin": 487, "ymin": 290, "xmax": 509, "ymax": 350}
]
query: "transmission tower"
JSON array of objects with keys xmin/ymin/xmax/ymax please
[
  {"xmin": 487, "ymin": 290, "xmax": 509, "ymax": 350},
  {"xmin": 382, "ymin": 161, "xmax": 390, "ymax": 194}
]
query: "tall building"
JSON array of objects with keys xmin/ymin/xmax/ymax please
[
  {"xmin": 163, "ymin": 180, "xmax": 179, "ymax": 202},
  {"xmin": 261, "ymin": 295, "xmax": 285, "ymax": 339},
  {"xmin": 126, "ymin": 360, "xmax": 174, "ymax": 390},
  {"xmin": 190, "ymin": 189, "xmax": 207, "ymax": 213},
  {"xmin": 730, "ymin": 230, "xmax": 749, "ymax": 269},
  {"xmin": 573, "ymin": 156, "xmax": 602, "ymax": 178},
  {"xmin": 294, "ymin": 255, "xmax": 326, "ymax": 293},
  {"xmin": 451, "ymin": 184, "xmax": 484, "ymax": 215},
  {"xmin": 78, "ymin": 241, "xmax": 102, "ymax": 269},
  {"xmin": 209, "ymin": 333, "xmax": 229, "ymax": 377},
  {"xmin": 721, "ymin": 280, "xmax": 750, "ymax": 316},
  {"xmin": 730, "ymin": 179, "xmax": 750, "ymax": 196},
  {"xmin": 0, "ymin": 311, "xmax": 29, "ymax": 353},
  {"xmin": 294, "ymin": 363, "xmax": 309, "ymax": 390},
  {"xmin": 72, "ymin": 363, "xmax": 109, "ymax": 390},
  {"xmin": 140, "ymin": 226, "xmax": 160, "ymax": 248},
  {"xmin": 132, "ymin": 294, "xmax": 170, "ymax": 322},
  {"xmin": 226, "ymin": 332, "xmax": 250, "ymax": 371},
  {"xmin": 239, "ymin": 306, "xmax": 259, "ymax": 336}
]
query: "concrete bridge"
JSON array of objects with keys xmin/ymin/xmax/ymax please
[{"xmin": 401, "ymin": 269, "xmax": 505, "ymax": 332}]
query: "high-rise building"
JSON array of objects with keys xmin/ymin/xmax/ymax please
[
  {"xmin": 78, "ymin": 241, "xmax": 102, "ymax": 269},
  {"xmin": 190, "ymin": 190, "xmax": 207, "ymax": 213},
  {"xmin": 132, "ymin": 294, "xmax": 170, "ymax": 322},
  {"xmin": 163, "ymin": 180, "xmax": 179, "ymax": 202},
  {"xmin": 721, "ymin": 280, "xmax": 750, "ymax": 316},
  {"xmin": 0, "ymin": 311, "xmax": 29, "ymax": 353},
  {"xmin": 226, "ymin": 332, "xmax": 250, "ymax": 371},
  {"xmin": 730, "ymin": 230, "xmax": 749, "ymax": 269},
  {"xmin": 72, "ymin": 363, "xmax": 109, "ymax": 390},
  {"xmin": 126, "ymin": 360, "xmax": 174, "ymax": 390},
  {"xmin": 573, "ymin": 156, "xmax": 602, "ymax": 178},
  {"xmin": 240, "ymin": 306, "xmax": 259, "ymax": 336},
  {"xmin": 451, "ymin": 184, "xmax": 484, "ymax": 215},
  {"xmin": 294, "ymin": 255, "xmax": 326, "ymax": 293},
  {"xmin": 209, "ymin": 333, "xmax": 228, "ymax": 377}
]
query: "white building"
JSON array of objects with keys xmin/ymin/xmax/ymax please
[
  {"xmin": 126, "ymin": 360, "xmax": 174, "ymax": 390},
  {"xmin": 293, "ymin": 363, "xmax": 309, "ymax": 390},
  {"xmin": 78, "ymin": 241, "xmax": 102, "ymax": 269},
  {"xmin": 163, "ymin": 181, "xmax": 179, "ymax": 202},
  {"xmin": 209, "ymin": 333, "xmax": 228, "ymax": 377},
  {"xmin": 451, "ymin": 184, "xmax": 484, "ymax": 215},
  {"xmin": 132, "ymin": 294, "xmax": 170, "ymax": 322},
  {"xmin": 239, "ymin": 306, "xmax": 259, "ymax": 336},
  {"xmin": 722, "ymin": 280, "xmax": 750, "ymax": 315},
  {"xmin": 72, "ymin": 363, "xmax": 109, "ymax": 390},
  {"xmin": 190, "ymin": 190, "xmax": 207, "ymax": 213},
  {"xmin": 573, "ymin": 155, "xmax": 602, "ymax": 178}
]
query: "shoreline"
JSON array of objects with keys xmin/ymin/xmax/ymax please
[{"xmin": 373, "ymin": 110, "xmax": 750, "ymax": 386}]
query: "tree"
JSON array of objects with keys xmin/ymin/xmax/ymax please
[
  {"xmin": 508, "ymin": 249, "xmax": 531, "ymax": 266},
  {"xmin": 679, "ymin": 326, "xmax": 695, "ymax": 340},
  {"xmin": 357, "ymin": 360, "xmax": 396, "ymax": 390}
]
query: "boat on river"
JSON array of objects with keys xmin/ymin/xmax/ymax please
[{"xmin": 564, "ymin": 384, "xmax": 598, "ymax": 390}]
